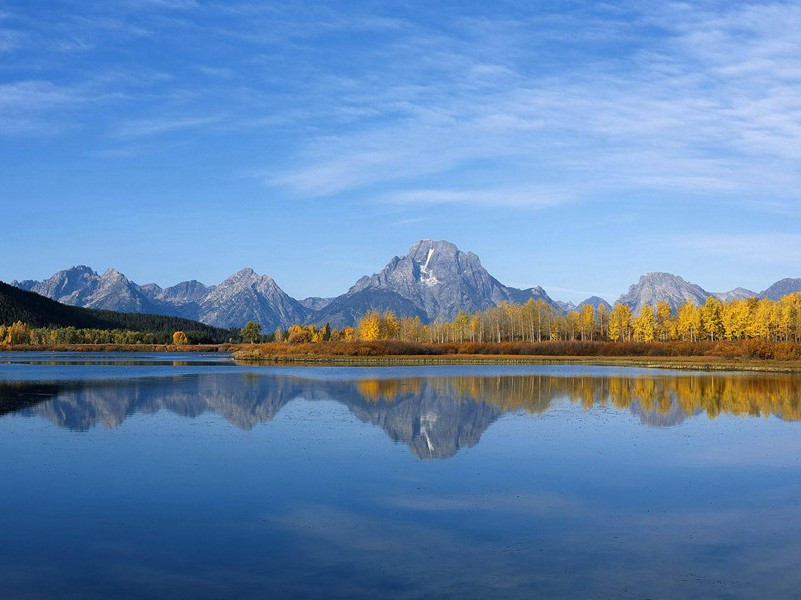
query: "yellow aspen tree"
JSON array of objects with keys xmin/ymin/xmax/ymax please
[
  {"xmin": 634, "ymin": 305, "xmax": 656, "ymax": 342},
  {"xmin": 579, "ymin": 304, "xmax": 595, "ymax": 341},
  {"xmin": 357, "ymin": 311, "xmax": 382, "ymax": 341},
  {"xmin": 655, "ymin": 301, "xmax": 672, "ymax": 341},
  {"xmin": 701, "ymin": 297, "xmax": 724, "ymax": 341},
  {"xmin": 453, "ymin": 311, "xmax": 470, "ymax": 342},
  {"xmin": 609, "ymin": 304, "xmax": 632, "ymax": 341},
  {"xmin": 722, "ymin": 300, "xmax": 739, "ymax": 340},
  {"xmin": 381, "ymin": 311, "xmax": 400, "ymax": 340},
  {"xmin": 777, "ymin": 295, "xmax": 795, "ymax": 342},
  {"xmin": 596, "ymin": 303, "xmax": 609, "ymax": 340},
  {"xmin": 676, "ymin": 302, "xmax": 699, "ymax": 341},
  {"xmin": 753, "ymin": 299, "xmax": 775, "ymax": 340}
]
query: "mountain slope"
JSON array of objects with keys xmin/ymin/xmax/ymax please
[
  {"xmin": 300, "ymin": 296, "xmax": 334, "ymax": 311},
  {"xmin": 578, "ymin": 296, "xmax": 612, "ymax": 311},
  {"xmin": 198, "ymin": 268, "xmax": 308, "ymax": 330},
  {"xmin": 616, "ymin": 272, "xmax": 711, "ymax": 314},
  {"xmin": 13, "ymin": 266, "xmax": 305, "ymax": 330},
  {"xmin": 761, "ymin": 278, "xmax": 801, "ymax": 301},
  {"xmin": 714, "ymin": 287, "xmax": 757, "ymax": 302},
  {"xmin": 0, "ymin": 281, "xmax": 228, "ymax": 340},
  {"xmin": 313, "ymin": 240, "xmax": 557, "ymax": 327},
  {"xmin": 17, "ymin": 266, "xmax": 159, "ymax": 313}
]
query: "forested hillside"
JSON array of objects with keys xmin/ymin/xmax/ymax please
[{"xmin": 0, "ymin": 281, "xmax": 229, "ymax": 342}]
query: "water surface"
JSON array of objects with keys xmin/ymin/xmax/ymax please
[{"xmin": 1, "ymin": 353, "xmax": 800, "ymax": 598}]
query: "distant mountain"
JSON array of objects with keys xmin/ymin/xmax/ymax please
[
  {"xmin": 616, "ymin": 272, "xmax": 711, "ymax": 314},
  {"xmin": 578, "ymin": 296, "xmax": 612, "ymax": 311},
  {"xmin": 714, "ymin": 287, "xmax": 757, "ymax": 302},
  {"xmin": 0, "ymin": 281, "xmax": 228, "ymax": 341},
  {"xmin": 555, "ymin": 300, "xmax": 577, "ymax": 313},
  {"xmin": 197, "ymin": 268, "xmax": 308, "ymax": 330},
  {"xmin": 14, "ymin": 266, "xmax": 158, "ymax": 313},
  {"xmin": 16, "ymin": 247, "xmax": 795, "ymax": 330},
  {"xmin": 761, "ymin": 278, "xmax": 801, "ymax": 301},
  {"xmin": 14, "ymin": 266, "xmax": 306, "ymax": 331},
  {"xmin": 141, "ymin": 280, "xmax": 212, "ymax": 303},
  {"xmin": 312, "ymin": 240, "xmax": 557, "ymax": 327},
  {"xmin": 312, "ymin": 289, "xmax": 427, "ymax": 328},
  {"xmin": 300, "ymin": 296, "xmax": 334, "ymax": 311}
]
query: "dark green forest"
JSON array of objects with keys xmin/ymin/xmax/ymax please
[{"xmin": 0, "ymin": 281, "xmax": 230, "ymax": 343}]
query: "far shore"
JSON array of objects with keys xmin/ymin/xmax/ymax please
[
  {"xmin": 230, "ymin": 353, "xmax": 801, "ymax": 373},
  {"xmin": 3, "ymin": 342, "xmax": 801, "ymax": 373},
  {"xmin": 1, "ymin": 344, "xmax": 231, "ymax": 353}
]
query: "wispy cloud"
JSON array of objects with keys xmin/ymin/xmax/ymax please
[
  {"xmin": 663, "ymin": 233, "xmax": 801, "ymax": 264},
  {"xmin": 262, "ymin": 2, "xmax": 801, "ymax": 209},
  {"xmin": 116, "ymin": 114, "xmax": 223, "ymax": 137},
  {"xmin": 382, "ymin": 187, "xmax": 574, "ymax": 210},
  {"xmin": 3, "ymin": 1, "xmax": 801, "ymax": 216},
  {"xmin": 0, "ymin": 80, "xmax": 87, "ymax": 134}
]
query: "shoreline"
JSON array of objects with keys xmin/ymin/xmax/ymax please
[
  {"xmin": 2, "ymin": 344, "xmax": 801, "ymax": 373},
  {"xmin": 229, "ymin": 353, "xmax": 801, "ymax": 373},
  {"xmin": 0, "ymin": 344, "xmax": 230, "ymax": 353}
]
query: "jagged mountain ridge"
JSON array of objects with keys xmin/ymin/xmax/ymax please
[
  {"xmin": 196, "ymin": 268, "xmax": 307, "ymax": 330},
  {"xmin": 615, "ymin": 272, "xmax": 788, "ymax": 313},
  {"xmin": 761, "ymin": 278, "xmax": 801, "ymax": 301},
  {"xmin": 616, "ymin": 272, "xmax": 712, "ymax": 314},
  {"xmin": 10, "ymin": 242, "xmax": 800, "ymax": 328},
  {"xmin": 0, "ymin": 281, "xmax": 228, "ymax": 340},
  {"xmin": 313, "ymin": 240, "xmax": 558, "ymax": 327},
  {"xmin": 578, "ymin": 296, "xmax": 613, "ymax": 311},
  {"xmin": 13, "ymin": 266, "xmax": 159, "ymax": 313},
  {"xmin": 714, "ymin": 287, "xmax": 757, "ymax": 302}
]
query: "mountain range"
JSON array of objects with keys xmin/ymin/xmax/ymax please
[
  {"xmin": 0, "ymin": 281, "xmax": 228, "ymax": 341},
  {"xmin": 8, "ymin": 240, "xmax": 801, "ymax": 329}
]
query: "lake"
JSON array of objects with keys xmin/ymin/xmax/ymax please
[{"xmin": 1, "ymin": 353, "xmax": 801, "ymax": 599}]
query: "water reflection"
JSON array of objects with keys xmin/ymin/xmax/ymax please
[{"xmin": 2, "ymin": 372, "xmax": 800, "ymax": 459}]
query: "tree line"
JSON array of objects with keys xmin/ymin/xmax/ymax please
[
  {"xmin": 0, "ymin": 322, "xmax": 202, "ymax": 346},
  {"xmin": 266, "ymin": 293, "xmax": 801, "ymax": 345}
]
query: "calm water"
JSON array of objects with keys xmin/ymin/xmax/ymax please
[{"xmin": 1, "ymin": 353, "xmax": 801, "ymax": 599}]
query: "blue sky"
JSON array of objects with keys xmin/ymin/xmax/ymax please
[{"xmin": 2, "ymin": 0, "xmax": 800, "ymax": 302}]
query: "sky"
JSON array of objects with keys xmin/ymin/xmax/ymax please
[{"xmin": 1, "ymin": 0, "xmax": 800, "ymax": 303}]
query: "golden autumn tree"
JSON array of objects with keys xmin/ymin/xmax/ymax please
[
  {"xmin": 240, "ymin": 321, "xmax": 262, "ymax": 344},
  {"xmin": 608, "ymin": 304, "xmax": 632, "ymax": 341},
  {"xmin": 701, "ymin": 297, "xmax": 724, "ymax": 341},
  {"xmin": 676, "ymin": 302, "xmax": 700, "ymax": 341},
  {"xmin": 753, "ymin": 298, "xmax": 776, "ymax": 340},
  {"xmin": 595, "ymin": 303, "xmax": 609, "ymax": 341},
  {"xmin": 358, "ymin": 310, "xmax": 382, "ymax": 341},
  {"xmin": 579, "ymin": 304, "xmax": 595, "ymax": 341},
  {"xmin": 381, "ymin": 311, "xmax": 400, "ymax": 340},
  {"xmin": 172, "ymin": 331, "xmax": 188, "ymax": 345},
  {"xmin": 655, "ymin": 301, "xmax": 673, "ymax": 341},
  {"xmin": 634, "ymin": 305, "xmax": 656, "ymax": 342}
]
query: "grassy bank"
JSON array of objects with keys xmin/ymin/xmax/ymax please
[
  {"xmin": 2, "ymin": 343, "xmax": 231, "ymax": 353},
  {"xmin": 230, "ymin": 340, "xmax": 801, "ymax": 372}
]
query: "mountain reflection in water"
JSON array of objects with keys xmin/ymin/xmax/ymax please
[{"xmin": 2, "ymin": 372, "xmax": 799, "ymax": 459}]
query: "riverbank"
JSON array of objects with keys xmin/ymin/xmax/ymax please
[
  {"xmin": 1, "ymin": 343, "xmax": 230, "ymax": 353},
  {"xmin": 230, "ymin": 341, "xmax": 801, "ymax": 373},
  {"xmin": 3, "ymin": 341, "xmax": 801, "ymax": 373}
]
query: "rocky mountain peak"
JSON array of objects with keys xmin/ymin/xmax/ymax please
[
  {"xmin": 617, "ymin": 272, "xmax": 711, "ymax": 314},
  {"xmin": 761, "ymin": 278, "xmax": 801, "ymax": 301},
  {"xmin": 101, "ymin": 267, "xmax": 127, "ymax": 281},
  {"xmin": 314, "ymin": 240, "xmax": 556, "ymax": 326},
  {"xmin": 578, "ymin": 296, "xmax": 612, "ymax": 311}
]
